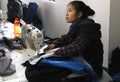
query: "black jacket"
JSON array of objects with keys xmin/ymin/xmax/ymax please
[
  {"xmin": 53, "ymin": 19, "xmax": 103, "ymax": 77},
  {"xmin": 7, "ymin": 0, "xmax": 23, "ymax": 23}
]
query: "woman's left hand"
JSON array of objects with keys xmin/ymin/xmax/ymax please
[{"xmin": 45, "ymin": 51, "xmax": 54, "ymax": 55}]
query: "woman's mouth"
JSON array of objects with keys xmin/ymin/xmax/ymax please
[{"xmin": 66, "ymin": 17, "xmax": 68, "ymax": 20}]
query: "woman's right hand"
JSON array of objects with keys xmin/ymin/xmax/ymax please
[{"xmin": 44, "ymin": 44, "xmax": 55, "ymax": 52}]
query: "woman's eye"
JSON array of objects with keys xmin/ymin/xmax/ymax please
[{"xmin": 69, "ymin": 10, "xmax": 72, "ymax": 12}]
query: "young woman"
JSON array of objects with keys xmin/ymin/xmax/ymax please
[
  {"xmin": 25, "ymin": 1, "xmax": 103, "ymax": 82},
  {"xmin": 45, "ymin": 1, "xmax": 103, "ymax": 78}
]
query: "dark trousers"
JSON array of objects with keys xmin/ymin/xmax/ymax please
[{"xmin": 25, "ymin": 65, "xmax": 90, "ymax": 82}]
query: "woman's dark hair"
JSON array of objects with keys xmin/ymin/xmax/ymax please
[{"xmin": 69, "ymin": 1, "xmax": 95, "ymax": 19}]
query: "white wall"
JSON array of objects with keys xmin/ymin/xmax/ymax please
[
  {"xmin": 109, "ymin": 0, "xmax": 120, "ymax": 61},
  {"xmin": 21, "ymin": 0, "xmax": 30, "ymax": 4},
  {"xmin": 36, "ymin": 0, "xmax": 72, "ymax": 38},
  {"xmin": 1, "ymin": 0, "xmax": 8, "ymax": 11},
  {"xmin": 0, "ymin": 0, "xmax": 1, "ymax": 9}
]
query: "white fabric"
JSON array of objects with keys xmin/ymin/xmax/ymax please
[
  {"xmin": 0, "ymin": 49, "xmax": 35, "ymax": 82},
  {"xmin": 0, "ymin": 22, "xmax": 14, "ymax": 39},
  {"xmin": 29, "ymin": 47, "xmax": 59, "ymax": 65}
]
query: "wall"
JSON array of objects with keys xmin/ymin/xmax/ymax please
[
  {"xmin": 0, "ymin": 0, "xmax": 1, "ymax": 9},
  {"xmin": 36, "ymin": 0, "xmax": 72, "ymax": 38},
  {"xmin": 21, "ymin": 0, "xmax": 30, "ymax": 4},
  {"xmin": 109, "ymin": 0, "xmax": 120, "ymax": 61},
  {"xmin": 1, "ymin": 0, "xmax": 7, "ymax": 11}
]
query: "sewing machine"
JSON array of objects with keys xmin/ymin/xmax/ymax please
[{"xmin": 20, "ymin": 19, "xmax": 44, "ymax": 50}]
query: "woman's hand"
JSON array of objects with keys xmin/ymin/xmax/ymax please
[
  {"xmin": 45, "ymin": 51, "xmax": 54, "ymax": 55},
  {"xmin": 44, "ymin": 44, "xmax": 55, "ymax": 52}
]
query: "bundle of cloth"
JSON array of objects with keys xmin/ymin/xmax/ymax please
[{"xmin": 22, "ymin": 45, "xmax": 98, "ymax": 82}]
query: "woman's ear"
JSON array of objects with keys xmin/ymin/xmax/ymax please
[{"xmin": 77, "ymin": 12, "xmax": 83, "ymax": 18}]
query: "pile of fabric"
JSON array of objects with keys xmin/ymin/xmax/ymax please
[{"xmin": 0, "ymin": 46, "xmax": 16, "ymax": 76}]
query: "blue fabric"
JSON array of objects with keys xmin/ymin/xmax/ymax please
[
  {"xmin": 37, "ymin": 57, "xmax": 98, "ymax": 82},
  {"xmin": 112, "ymin": 72, "xmax": 120, "ymax": 81},
  {"xmin": 24, "ymin": 2, "xmax": 38, "ymax": 24},
  {"xmin": 33, "ymin": 24, "xmax": 43, "ymax": 30}
]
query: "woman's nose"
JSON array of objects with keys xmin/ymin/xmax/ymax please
[{"xmin": 66, "ymin": 13, "xmax": 68, "ymax": 16}]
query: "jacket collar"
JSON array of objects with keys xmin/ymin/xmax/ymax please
[{"xmin": 69, "ymin": 18, "xmax": 94, "ymax": 31}]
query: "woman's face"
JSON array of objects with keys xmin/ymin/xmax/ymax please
[{"xmin": 66, "ymin": 4, "xmax": 82, "ymax": 23}]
